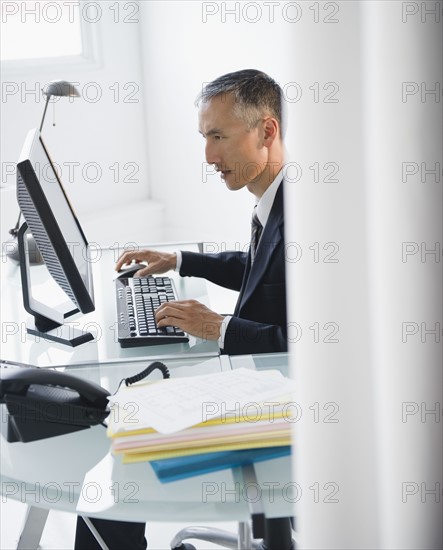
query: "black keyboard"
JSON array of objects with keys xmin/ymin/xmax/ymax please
[{"xmin": 115, "ymin": 276, "xmax": 189, "ymax": 348}]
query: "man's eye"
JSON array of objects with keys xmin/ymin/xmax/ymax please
[{"xmin": 214, "ymin": 135, "xmax": 223, "ymax": 141}]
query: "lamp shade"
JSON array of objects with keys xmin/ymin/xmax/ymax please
[{"xmin": 43, "ymin": 80, "xmax": 80, "ymax": 98}]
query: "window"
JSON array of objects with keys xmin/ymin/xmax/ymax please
[
  {"xmin": 0, "ymin": 1, "xmax": 100, "ymax": 71},
  {"xmin": 1, "ymin": 1, "xmax": 83, "ymax": 61}
]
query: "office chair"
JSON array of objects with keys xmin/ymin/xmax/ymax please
[
  {"xmin": 170, "ymin": 517, "xmax": 296, "ymax": 550},
  {"xmin": 169, "ymin": 465, "xmax": 296, "ymax": 550}
]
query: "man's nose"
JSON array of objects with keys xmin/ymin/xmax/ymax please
[{"xmin": 205, "ymin": 141, "xmax": 221, "ymax": 166}]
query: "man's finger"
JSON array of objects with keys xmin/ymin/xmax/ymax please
[
  {"xmin": 156, "ymin": 300, "xmax": 187, "ymax": 312},
  {"xmin": 115, "ymin": 252, "xmax": 139, "ymax": 270},
  {"xmin": 156, "ymin": 315, "xmax": 183, "ymax": 328},
  {"xmin": 133, "ymin": 267, "xmax": 152, "ymax": 278},
  {"xmin": 155, "ymin": 304, "xmax": 188, "ymax": 323}
]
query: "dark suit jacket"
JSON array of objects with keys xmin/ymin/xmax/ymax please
[{"xmin": 180, "ymin": 182, "xmax": 287, "ymax": 355}]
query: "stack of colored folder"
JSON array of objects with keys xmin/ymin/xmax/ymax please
[{"xmin": 107, "ymin": 368, "xmax": 294, "ymax": 479}]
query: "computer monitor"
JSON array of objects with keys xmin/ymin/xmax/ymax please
[{"xmin": 16, "ymin": 128, "xmax": 95, "ymax": 346}]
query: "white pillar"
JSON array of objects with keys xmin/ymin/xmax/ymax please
[
  {"xmin": 286, "ymin": 1, "xmax": 442, "ymax": 548},
  {"xmin": 361, "ymin": 2, "xmax": 442, "ymax": 548}
]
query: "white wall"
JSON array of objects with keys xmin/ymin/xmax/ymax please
[
  {"xmin": 138, "ymin": 0, "xmax": 295, "ymax": 246},
  {"xmin": 1, "ymin": 1, "xmax": 164, "ymax": 249},
  {"xmin": 1, "ymin": 0, "xmax": 296, "ymax": 249}
]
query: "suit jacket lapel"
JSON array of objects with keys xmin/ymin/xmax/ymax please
[{"xmin": 235, "ymin": 183, "xmax": 284, "ymax": 313}]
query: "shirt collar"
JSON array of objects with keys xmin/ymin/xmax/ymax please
[{"xmin": 255, "ymin": 168, "xmax": 283, "ymax": 228}]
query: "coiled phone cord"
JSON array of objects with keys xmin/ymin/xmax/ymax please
[{"xmin": 115, "ymin": 361, "xmax": 170, "ymax": 393}]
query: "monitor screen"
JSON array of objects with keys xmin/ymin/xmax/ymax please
[{"xmin": 16, "ymin": 128, "xmax": 94, "ymax": 345}]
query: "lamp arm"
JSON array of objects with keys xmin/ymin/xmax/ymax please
[{"xmin": 39, "ymin": 94, "xmax": 51, "ymax": 132}]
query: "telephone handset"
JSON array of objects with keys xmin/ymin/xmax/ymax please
[{"xmin": 0, "ymin": 360, "xmax": 110, "ymax": 442}]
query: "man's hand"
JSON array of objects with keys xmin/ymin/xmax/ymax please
[
  {"xmin": 115, "ymin": 249, "xmax": 177, "ymax": 277},
  {"xmin": 155, "ymin": 300, "xmax": 224, "ymax": 341}
]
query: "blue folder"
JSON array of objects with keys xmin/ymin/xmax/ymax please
[{"xmin": 149, "ymin": 446, "xmax": 291, "ymax": 483}]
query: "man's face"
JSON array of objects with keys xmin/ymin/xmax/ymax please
[{"xmin": 198, "ymin": 93, "xmax": 270, "ymax": 193}]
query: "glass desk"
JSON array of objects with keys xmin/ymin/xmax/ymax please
[
  {"xmin": 230, "ymin": 352, "xmax": 290, "ymax": 375},
  {"xmin": 0, "ymin": 244, "xmax": 220, "ymax": 368},
  {"xmin": 0, "ymin": 354, "xmax": 293, "ymax": 526},
  {"xmin": 1, "ymin": 244, "xmax": 293, "ymax": 549}
]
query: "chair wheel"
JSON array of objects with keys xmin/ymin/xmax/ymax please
[{"xmin": 171, "ymin": 545, "xmax": 197, "ymax": 550}]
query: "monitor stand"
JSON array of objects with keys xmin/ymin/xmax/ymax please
[{"xmin": 18, "ymin": 223, "xmax": 94, "ymax": 347}]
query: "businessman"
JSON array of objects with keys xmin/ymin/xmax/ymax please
[
  {"xmin": 116, "ymin": 69, "xmax": 287, "ymax": 355},
  {"xmin": 75, "ymin": 69, "xmax": 287, "ymax": 549}
]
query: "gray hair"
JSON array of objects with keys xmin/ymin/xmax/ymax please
[{"xmin": 196, "ymin": 69, "xmax": 283, "ymax": 133}]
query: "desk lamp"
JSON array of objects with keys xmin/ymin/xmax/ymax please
[{"xmin": 6, "ymin": 80, "xmax": 80, "ymax": 264}]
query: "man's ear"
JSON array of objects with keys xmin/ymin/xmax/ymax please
[{"xmin": 262, "ymin": 117, "xmax": 279, "ymax": 148}]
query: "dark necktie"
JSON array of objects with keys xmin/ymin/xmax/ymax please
[{"xmin": 250, "ymin": 207, "xmax": 263, "ymax": 264}]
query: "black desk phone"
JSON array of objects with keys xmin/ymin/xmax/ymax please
[{"xmin": 0, "ymin": 360, "xmax": 110, "ymax": 442}]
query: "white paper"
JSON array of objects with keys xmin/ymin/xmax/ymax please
[{"xmin": 108, "ymin": 368, "xmax": 295, "ymax": 435}]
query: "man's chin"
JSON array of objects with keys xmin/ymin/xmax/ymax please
[{"xmin": 221, "ymin": 172, "xmax": 245, "ymax": 190}]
